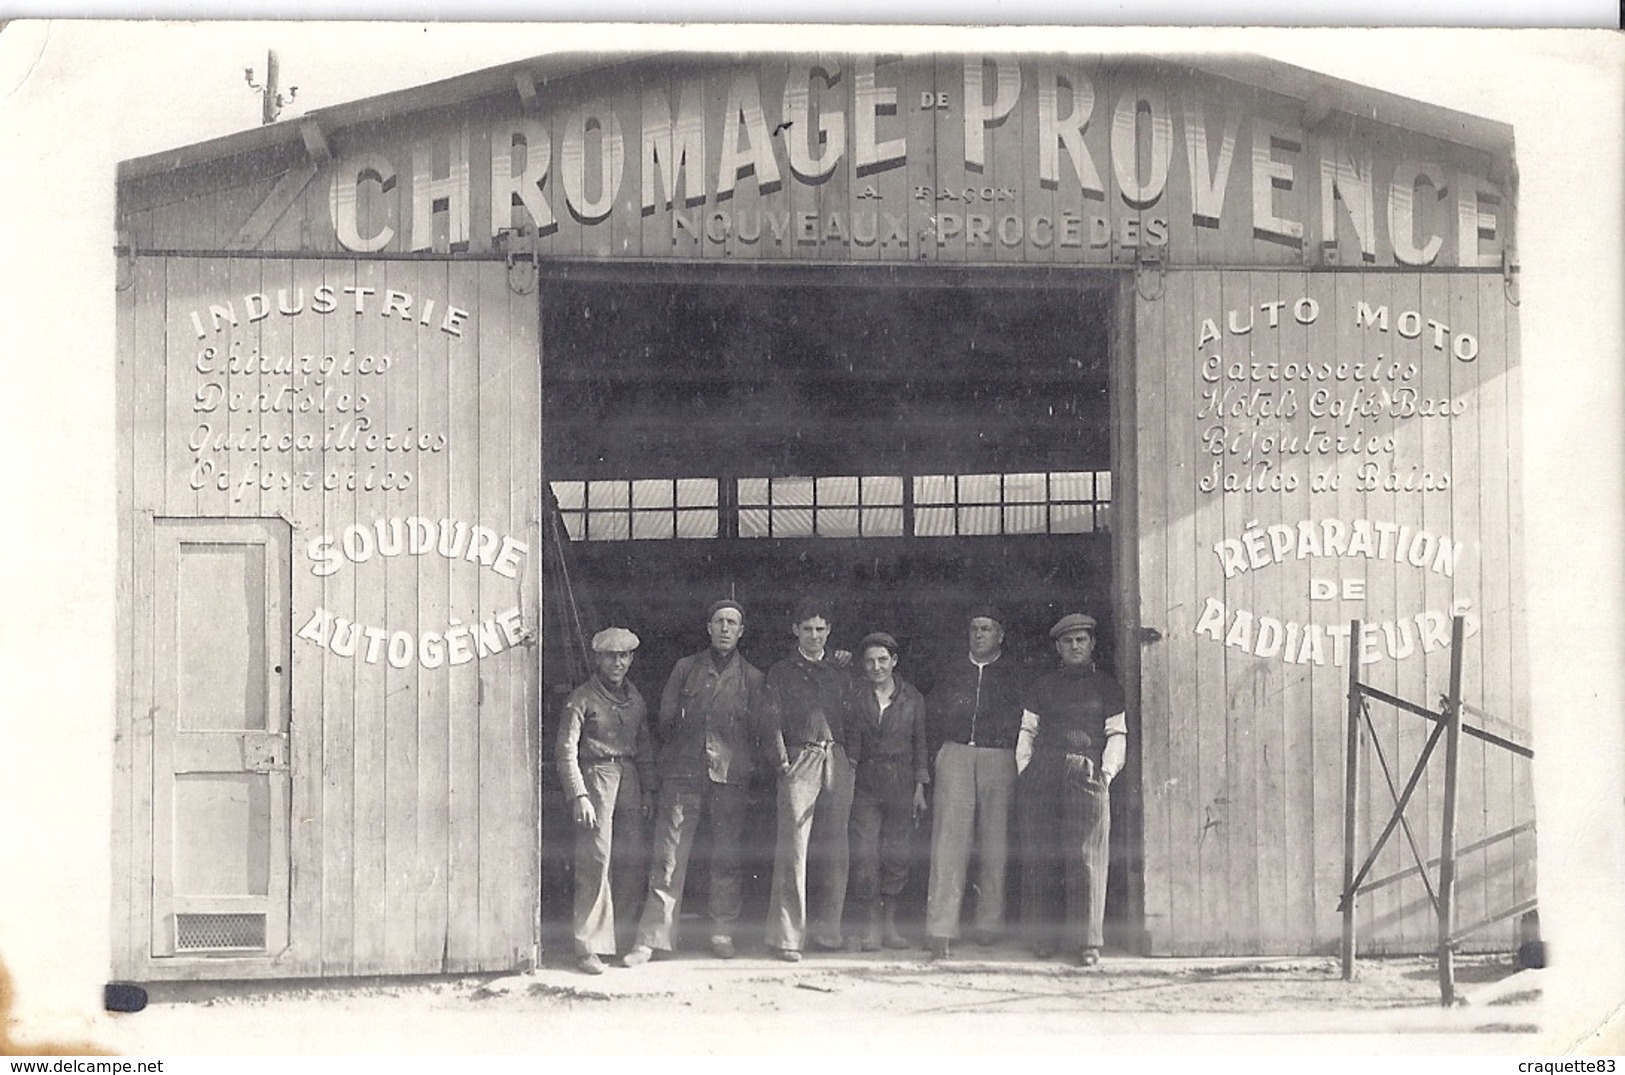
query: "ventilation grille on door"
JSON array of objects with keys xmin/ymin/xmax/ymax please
[{"xmin": 175, "ymin": 913, "xmax": 266, "ymax": 951}]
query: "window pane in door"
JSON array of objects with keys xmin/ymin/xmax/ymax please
[{"xmin": 176, "ymin": 543, "xmax": 266, "ymax": 731}]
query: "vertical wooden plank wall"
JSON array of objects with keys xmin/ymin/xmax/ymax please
[
  {"xmin": 1134, "ymin": 268, "xmax": 1177, "ymax": 950},
  {"xmin": 382, "ymin": 259, "xmax": 423, "ymax": 972},
  {"xmin": 414, "ymin": 260, "xmax": 454, "ymax": 971},
  {"xmin": 1137, "ymin": 268, "xmax": 1529, "ymax": 955},
  {"xmin": 1502, "ymin": 279, "xmax": 1535, "ymax": 917},
  {"xmin": 114, "ymin": 256, "xmax": 168, "ymax": 977},
  {"xmin": 112, "ymin": 249, "xmax": 136, "ymax": 975},
  {"xmin": 1415, "ymin": 270, "xmax": 1456, "ymax": 953},
  {"xmin": 1189, "ymin": 269, "xmax": 1227, "ymax": 955},
  {"xmin": 1251, "ymin": 267, "xmax": 1287, "ymax": 953},
  {"xmin": 1283, "ymin": 266, "xmax": 1323, "ymax": 949},
  {"xmin": 286, "ymin": 256, "xmax": 328, "ymax": 969},
  {"xmin": 1385, "ymin": 269, "xmax": 1427, "ymax": 947},
  {"xmin": 509, "ymin": 267, "xmax": 544, "ymax": 963},
  {"xmin": 349, "ymin": 259, "xmax": 390, "ymax": 974},
  {"xmin": 1447, "ymin": 272, "xmax": 1491, "ymax": 947},
  {"xmin": 476, "ymin": 263, "xmax": 515, "ymax": 966},
  {"xmin": 318, "ymin": 257, "xmax": 359, "ymax": 975},
  {"xmin": 443, "ymin": 259, "xmax": 485, "ymax": 971},
  {"xmin": 120, "ymin": 256, "xmax": 539, "ymax": 978}
]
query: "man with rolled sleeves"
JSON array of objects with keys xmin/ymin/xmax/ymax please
[
  {"xmin": 924, "ymin": 604, "xmax": 1027, "ymax": 959},
  {"xmin": 763, "ymin": 597, "xmax": 857, "ymax": 961},
  {"xmin": 623, "ymin": 599, "xmax": 765, "ymax": 965},
  {"xmin": 556, "ymin": 627, "xmax": 654, "ymax": 975},
  {"xmin": 1017, "ymin": 613, "xmax": 1127, "ymax": 967}
]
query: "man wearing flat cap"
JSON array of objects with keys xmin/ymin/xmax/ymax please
[
  {"xmin": 844, "ymin": 631, "xmax": 930, "ymax": 951},
  {"xmin": 624, "ymin": 599, "xmax": 765, "ymax": 966},
  {"xmin": 556, "ymin": 626, "xmax": 653, "ymax": 974},
  {"xmin": 1017, "ymin": 613, "xmax": 1127, "ymax": 967},
  {"xmin": 924, "ymin": 603, "xmax": 1027, "ymax": 959}
]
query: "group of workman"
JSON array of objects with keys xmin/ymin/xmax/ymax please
[{"xmin": 555, "ymin": 597, "xmax": 1127, "ymax": 976}]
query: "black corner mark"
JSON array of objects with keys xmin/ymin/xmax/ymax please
[{"xmin": 104, "ymin": 981, "xmax": 148, "ymax": 1012}]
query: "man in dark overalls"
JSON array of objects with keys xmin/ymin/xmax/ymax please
[
  {"xmin": 624, "ymin": 599, "xmax": 765, "ymax": 965},
  {"xmin": 844, "ymin": 632, "xmax": 929, "ymax": 951}
]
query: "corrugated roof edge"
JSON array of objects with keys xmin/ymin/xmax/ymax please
[
  {"xmin": 116, "ymin": 48, "xmax": 1515, "ymax": 186},
  {"xmin": 115, "ymin": 51, "xmax": 650, "ymax": 183},
  {"xmin": 1187, "ymin": 53, "xmax": 1514, "ymax": 166}
]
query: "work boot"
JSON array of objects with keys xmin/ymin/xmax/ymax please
[
  {"xmin": 880, "ymin": 900, "xmax": 909, "ymax": 949},
  {"xmin": 862, "ymin": 910, "xmax": 883, "ymax": 952},
  {"xmin": 1078, "ymin": 946, "xmax": 1101, "ymax": 967},
  {"xmin": 927, "ymin": 936, "xmax": 951, "ymax": 961},
  {"xmin": 621, "ymin": 944, "xmax": 653, "ymax": 967},
  {"xmin": 811, "ymin": 932, "xmax": 844, "ymax": 951},
  {"xmin": 577, "ymin": 953, "xmax": 607, "ymax": 975}
]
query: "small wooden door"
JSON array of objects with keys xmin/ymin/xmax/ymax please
[{"xmin": 150, "ymin": 518, "xmax": 291, "ymax": 958}]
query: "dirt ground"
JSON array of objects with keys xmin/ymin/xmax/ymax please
[{"xmin": 81, "ymin": 944, "xmax": 1548, "ymax": 1056}]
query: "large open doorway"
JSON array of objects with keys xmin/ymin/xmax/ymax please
[{"xmin": 536, "ymin": 266, "xmax": 1134, "ymax": 954}]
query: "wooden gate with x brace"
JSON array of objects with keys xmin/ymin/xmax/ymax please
[{"xmin": 1338, "ymin": 615, "xmax": 1536, "ymax": 1006}]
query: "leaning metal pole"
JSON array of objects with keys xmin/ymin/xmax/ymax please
[
  {"xmin": 1340, "ymin": 618, "xmax": 1363, "ymax": 980},
  {"xmin": 1437, "ymin": 614, "xmax": 1467, "ymax": 1005}
]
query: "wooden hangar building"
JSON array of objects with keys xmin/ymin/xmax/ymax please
[{"xmin": 112, "ymin": 49, "xmax": 1532, "ymax": 982}]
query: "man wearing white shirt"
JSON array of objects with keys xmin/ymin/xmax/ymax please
[{"xmin": 1016, "ymin": 613, "xmax": 1126, "ymax": 967}]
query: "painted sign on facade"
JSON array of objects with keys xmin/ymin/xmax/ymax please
[
  {"xmin": 180, "ymin": 272, "xmax": 536, "ymax": 669},
  {"xmin": 117, "ymin": 256, "xmax": 541, "ymax": 980},
  {"xmin": 120, "ymin": 55, "xmax": 1511, "ymax": 270},
  {"xmin": 299, "ymin": 516, "xmax": 531, "ymax": 670},
  {"xmin": 1186, "ymin": 289, "xmax": 1492, "ymax": 667},
  {"xmin": 1135, "ymin": 268, "xmax": 1529, "ymax": 956},
  {"xmin": 183, "ymin": 283, "xmax": 468, "ymax": 503}
]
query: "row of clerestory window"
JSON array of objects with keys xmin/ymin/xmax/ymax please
[{"xmin": 550, "ymin": 471, "xmax": 1112, "ymax": 542}]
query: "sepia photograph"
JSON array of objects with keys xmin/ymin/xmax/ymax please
[{"xmin": 0, "ymin": 18, "xmax": 1620, "ymax": 1059}]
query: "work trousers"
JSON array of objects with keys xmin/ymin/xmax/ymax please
[
  {"xmin": 635, "ymin": 777, "xmax": 748, "ymax": 950},
  {"xmin": 1017, "ymin": 751, "xmax": 1111, "ymax": 950},
  {"xmin": 847, "ymin": 758, "xmax": 916, "ymax": 923},
  {"xmin": 571, "ymin": 758, "xmax": 647, "ymax": 957},
  {"xmin": 765, "ymin": 742, "xmax": 855, "ymax": 951},
  {"xmin": 925, "ymin": 741, "xmax": 1016, "ymax": 939}
]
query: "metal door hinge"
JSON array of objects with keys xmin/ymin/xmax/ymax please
[
  {"xmin": 496, "ymin": 225, "xmax": 538, "ymax": 295},
  {"xmin": 244, "ymin": 732, "xmax": 288, "ymax": 772},
  {"xmin": 1135, "ymin": 244, "xmax": 1165, "ymax": 301}
]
